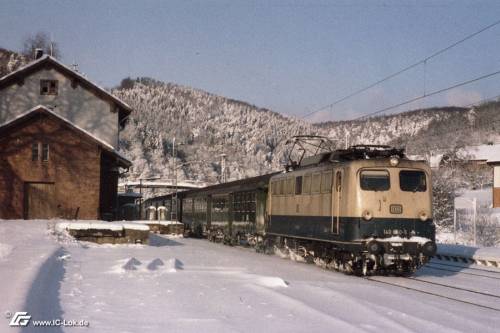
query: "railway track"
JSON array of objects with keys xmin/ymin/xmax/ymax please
[
  {"xmin": 424, "ymin": 262, "xmax": 500, "ymax": 280},
  {"xmin": 367, "ymin": 275, "xmax": 500, "ymax": 312}
]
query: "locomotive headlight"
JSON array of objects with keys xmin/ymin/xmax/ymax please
[
  {"xmin": 419, "ymin": 211, "xmax": 428, "ymax": 222},
  {"xmin": 362, "ymin": 209, "xmax": 373, "ymax": 221},
  {"xmin": 389, "ymin": 155, "xmax": 400, "ymax": 167}
]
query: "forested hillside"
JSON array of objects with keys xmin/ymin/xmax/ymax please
[
  {"xmin": 114, "ymin": 78, "xmax": 318, "ymax": 183},
  {"xmin": 0, "ymin": 48, "xmax": 27, "ymax": 77}
]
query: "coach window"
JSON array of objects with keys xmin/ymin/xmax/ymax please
[
  {"xmin": 321, "ymin": 171, "xmax": 333, "ymax": 193},
  {"xmin": 295, "ymin": 176, "xmax": 303, "ymax": 195},
  {"xmin": 312, "ymin": 173, "xmax": 321, "ymax": 194},
  {"xmin": 279, "ymin": 179, "xmax": 285, "ymax": 195},
  {"xmin": 303, "ymin": 174, "xmax": 311, "ymax": 194},
  {"xmin": 360, "ymin": 170, "xmax": 390, "ymax": 191}
]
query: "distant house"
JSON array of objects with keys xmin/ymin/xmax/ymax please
[
  {"xmin": 0, "ymin": 55, "xmax": 132, "ymax": 220},
  {"xmin": 409, "ymin": 144, "xmax": 500, "ymax": 170}
]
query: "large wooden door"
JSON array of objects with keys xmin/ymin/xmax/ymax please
[{"xmin": 25, "ymin": 182, "xmax": 56, "ymax": 219}]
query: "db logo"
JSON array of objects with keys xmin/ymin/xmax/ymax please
[{"xmin": 9, "ymin": 312, "xmax": 31, "ymax": 327}]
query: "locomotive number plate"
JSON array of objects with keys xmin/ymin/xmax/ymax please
[{"xmin": 390, "ymin": 204, "xmax": 403, "ymax": 214}]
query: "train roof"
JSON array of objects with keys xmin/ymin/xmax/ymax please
[
  {"xmin": 146, "ymin": 172, "xmax": 279, "ymax": 202},
  {"xmin": 295, "ymin": 145, "xmax": 406, "ymax": 169}
]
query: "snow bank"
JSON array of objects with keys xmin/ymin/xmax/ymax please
[
  {"xmin": 108, "ymin": 257, "xmax": 179, "ymax": 274},
  {"xmin": 255, "ymin": 276, "xmax": 289, "ymax": 288}
]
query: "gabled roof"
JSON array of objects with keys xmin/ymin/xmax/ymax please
[
  {"xmin": 0, "ymin": 55, "xmax": 132, "ymax": 120},
  {"xmin": 0, "ymin": 105, "xmax": 131, "ymax": 168}
]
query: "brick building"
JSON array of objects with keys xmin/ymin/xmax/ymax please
[{"xmin": 0, "ymin": 55, "xmax": 132, "ymax": 220}]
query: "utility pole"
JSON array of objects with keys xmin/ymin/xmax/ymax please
[
  {"xmin": 473, "ymin": 197, "xmax": 477, "ymax": 246},
  {"xmin": 139, "ymin": 178, "xmax": 143, "ymax": 219},
  {"xmin": 220, "ymin": 153, "xmax": 227, "ymax": 183},
  {"xmin": 172, "ymin": 137, "xmax": 177, "ymax": 221},
  {"xmin": 345, "ymin": 132, "xmax": 350, "ymax": 149},
  {"xmin": 453, "ymin": 205, "xmax": 457, "ymax": 244}
]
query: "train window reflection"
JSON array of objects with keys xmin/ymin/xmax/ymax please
[
  {"xmin": 400, "ymin": 170, "xmax": 426, "ymax": 192},
  {"xmin": 360, "ymin": 170, "xmax": 390, "ymax": 191}
]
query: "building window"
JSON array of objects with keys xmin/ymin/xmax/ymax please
[
  {"xmin": 40, "ymin": 80, "xmax": 58, "ymax": 95},
  {"xmin": 31, "ymin": 142, "xmax": 50, "ymax": 162},
  {"xmin": 32, "ymin": 143, "xmax": 39, "ymax": 161},
  {"xmin": 42, "ymin": 143, "xmax": 49, "ymax": 162}
]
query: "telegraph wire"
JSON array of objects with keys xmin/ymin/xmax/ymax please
[
  {"xmin": 353, "ymin": 69, "xmax": 500, "ymax": 120},
  {"xmin": 302, "ymin": 18, "xmax": 500, "ymax": 120}
]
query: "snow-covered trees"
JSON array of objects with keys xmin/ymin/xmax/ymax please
[{"xmin": 114, "ymin": 78, "xmax": 318, "ymax": 184}]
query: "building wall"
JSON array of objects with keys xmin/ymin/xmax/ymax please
[
  {"xmin": 0, "ymin": 67, "xmax": 119, "ymax": 148},
  {"xmin": 0, "ymin": 114, "xmax": 101, "ymax": 219}
]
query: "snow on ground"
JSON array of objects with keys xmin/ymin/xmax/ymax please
[
  {"xmin": 438, "ymin": 243, "xmax": 500, "ymax": 260},
  {"xmin": 0, "ymin": 220, "xmax": 61, "ymax": 333},
  {"xmin": 1, "ymin": 220, "xmax": 500, "ymax": 332}
]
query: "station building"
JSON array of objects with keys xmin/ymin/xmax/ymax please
[{"xmin": 0, "ymin": 54, "xmax": 132, "ymax": 220}]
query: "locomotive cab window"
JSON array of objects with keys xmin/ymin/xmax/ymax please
[
  {"xmin": 360, "ymin": 170, "xmax": 390, "ymax": 191},
  {"xmin": 400, "ymin": 170, "xmax": 427, "ymax": 192}
]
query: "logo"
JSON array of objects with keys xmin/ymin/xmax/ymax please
[{"xmin": 9, "ymin": 312, "xmax": 31, "ymax": 327}]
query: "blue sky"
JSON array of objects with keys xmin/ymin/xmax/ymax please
[{"xmin": 1, "ymin": 0, "xmax": 500, "ymax": 122}]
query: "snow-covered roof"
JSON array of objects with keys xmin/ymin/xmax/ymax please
[
  {"xmin": 454, "ymin": 188, "xmax": 493, "ymax": 209},
  {"xmin": 406, "ymin": 153, "xmax": 442, "ymax": 168},
  {"xmin": 0, "ymin": 105, "xmax": 131, "ymax": 167},
  {"xmin": 0, "ymin": 55, "xmax": 132, "ymax": 116},
  {"xmin": 459, "ymin": 144, "xmax": 500, "ymax": 163},
  {"xmin": 56, "ymin": 221, "xmax": 150, "ymax": 232}
]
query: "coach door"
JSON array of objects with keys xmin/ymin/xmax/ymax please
[{"xmin": 331, "ymin": 170, "xmax": 342, "ymax": 234}]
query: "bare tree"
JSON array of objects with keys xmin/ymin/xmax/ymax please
[{"xmin": 21, "ymin": 32, "xmax": 61, "ymax": 59}]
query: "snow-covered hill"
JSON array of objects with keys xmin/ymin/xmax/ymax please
[
  {"xmin": 113, "ymin": 78, "xmax": 319, "ymax": 183},
  {"xmin": 0, "ymin": 48, "xmax": 27, "ymax": 77},
  {"xmin": 114, "ymin": 77, "xmax": 500, "ymax": 184}
]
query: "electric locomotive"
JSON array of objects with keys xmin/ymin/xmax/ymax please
[{"xmin": 265, "ymin": 144, "xmax": 436, "ymax": 275}]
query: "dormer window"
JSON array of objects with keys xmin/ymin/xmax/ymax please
[{"xmin": 40, "ymin": 80, "xmax": 58, "ymax": 95}]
